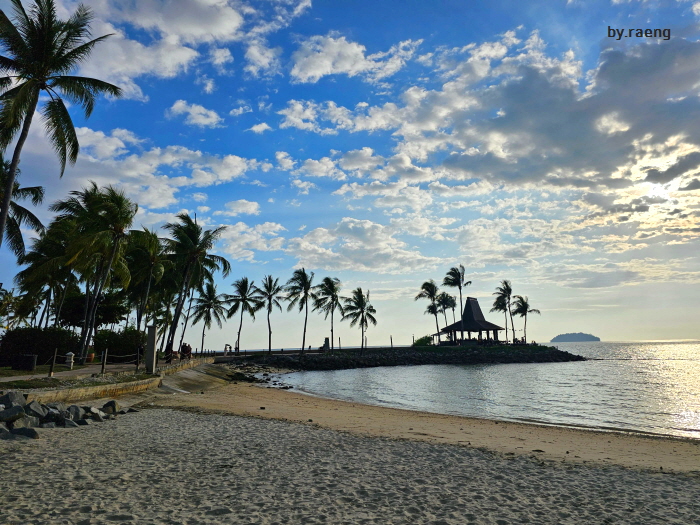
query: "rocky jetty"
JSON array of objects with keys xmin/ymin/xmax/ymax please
[
  {"xmin": 0, "ymin": 391, "xmax": 138, "ymax": 440},
  {"xmin": 234, "ymin": 344, "xmax": 585, "ymax": 372}
]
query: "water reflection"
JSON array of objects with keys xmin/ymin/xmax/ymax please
[{"xmin": 282, "ymin": 341, "xmax": 700, "ymax": 438}]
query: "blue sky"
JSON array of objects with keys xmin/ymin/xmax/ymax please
[{"xmin": 2, "ymin": 0, "xmax": 700, "ymax": 348}]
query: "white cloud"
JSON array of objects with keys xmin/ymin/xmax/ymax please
[
  {"xmin": 213, "ymin": 199, "xmax": 261, "ymax": 217},
  {"xmin": 248, "ymin": 122, "xmax": 273, "ymax": 134},
  {"xmin": 294, "ymin": 157, "xmax": 346, "ymax": 180},
  {"xmin": 244, "ymin": 42, "xmax": 282, "ymax": 77},
  {"xmin": 292, "ymin": 179, "xmax": 318, "ymax": 194},
  {"xmin": 230, "ymin": 105, "xmax": 253, "ymax": 116},
  {"xmin": 209, "ymin": 47, "xmax": 234, "ymax": 73},
  {"xmin": 219, "ymin": 221, "xmax": 287, "ymax": 262},
  {"xmin": 167, "ymin": 100, "xmax": 224, "ymax": 128},
  {"xmin": 291, "ymin": 34, "xmax": 421, "ymax": 84},
  {"xmin": 191, "ymin": 192, "xmax": 208, "ymax": 202},
  {"xmin": 276, "ymin": 151, "xmax": 296, "ymax": 170}
]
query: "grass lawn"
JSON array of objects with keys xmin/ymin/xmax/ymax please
[{"xmin": 0, "ymin": 364, "xmax": 87, "ymax": 378}]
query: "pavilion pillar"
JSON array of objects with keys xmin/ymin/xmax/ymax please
[{"xmin": 478, "ymin": 331, "xmax": 482, "ymax": 341}]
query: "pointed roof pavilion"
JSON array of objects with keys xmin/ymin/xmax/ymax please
[{"xmin": 440, "ymin": 297, "xmax": 504, "ymax": 334}]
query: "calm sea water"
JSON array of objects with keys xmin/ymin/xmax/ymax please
[{"xmin": 279, "ymin": 341, "xmax": 700, "ymax": 439}]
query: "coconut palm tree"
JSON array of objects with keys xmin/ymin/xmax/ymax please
[
  {"xmin": 285, "ymin": 268, "xmax": 317, "ymax": 354},
  {"xmin": 342, "ymin": 287, "xmax": 377, "ymax": 355},
  {"xmin": 415, "ymin": 279, "xmax": 441, "ymax": 344},
  {"xmin": 0, "ymin": 0, "xmax": 122, "ymax": 248},
  {"xmin": 126, "ymin": 228, "xmax": 170, "ymax": 334},
  {"xmin": 162, "ymin": 213, "xmax": 230, "ymax": 362},
  {"xmin": 253, "ymin": 275, "xmax": 284, "ymax": 353},
  {"xmin": 50, "ymin": 183, "xmax": 137, "ymax": 359},
  {"xmin": 192, "ymin": 281, "xmax": 228, "ymax": 355},
  {"xmin": 0, "ymin": 156, "xmax": 44, "ymax": 259},
  {"xmin": 492, "ymin": 280, "xmax": 515, "ymax": 343},
  {"xmin": 313, "ymin": 276, "xmax": 344, "ymax": 353},
  {"xmin": 436, "ymin": 292, "xmax": 456, "ymax": 329},
  {"xmin": 443, "ymin": 265, "xmax": 471, "ymax": 344},
  {"xmin": 227, "ymin": 277, "xmax": 261, "ymax": 352},
  {"xmin": 512, "ymin": 295, "xmax": 540, "ymax": 344}
]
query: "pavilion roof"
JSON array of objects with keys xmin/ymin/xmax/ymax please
[{"xmin": 439, "ymin": 297, "xmax": 504, "ymax": 333}]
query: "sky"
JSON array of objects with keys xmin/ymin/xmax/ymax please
[{"xmin": 1, "ymin": 0, "xmax": 700, "ymax": 348}]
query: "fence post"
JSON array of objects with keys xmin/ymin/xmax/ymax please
[
  {"xmin": 390, "ymin": 335, "xmax": 393, "ymax": 349},
  {"xmin": 48, "ymin": 348, "xmax": 58, "ymax": 377},
  {"xmin": 135, "ymin": 345, "xmax": 140, "ymax": 372},
  {"xmin": 101, "ymin": 348, "xmax": 108, "ymax": 375},
  {"xmin": 339, "ymin": 337, "xmax": 341, "ymax": 351}
]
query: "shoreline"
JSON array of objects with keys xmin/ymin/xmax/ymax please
[{"xmin": 139, "ymin": 377, "xmax": 700, "ymax": 474}]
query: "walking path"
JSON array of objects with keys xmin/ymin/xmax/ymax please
[{"xmin": 0, "ymin": 362, "xmax": 141, "ymax": 383}]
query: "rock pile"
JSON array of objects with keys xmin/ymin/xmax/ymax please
[{"xmin": 0, "ymin": 391, "xmax": 138, "ymax": 440}]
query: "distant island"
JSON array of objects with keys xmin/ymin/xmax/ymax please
[{"xmin": 550, "ymin": 333, "xmax": 601, "ymax": 342}]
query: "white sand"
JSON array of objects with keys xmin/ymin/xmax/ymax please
[{"xmin": 2, "ymin": 407, "xmax": 700, "ymax": 524}]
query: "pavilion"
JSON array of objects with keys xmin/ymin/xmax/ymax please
[{"xmin": 438, "ymin": 297, "xmax": 504, "ymax": 343}]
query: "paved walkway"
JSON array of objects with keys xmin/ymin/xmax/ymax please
[{"xmin": 0, "ymin": 362, "xmax": 143, "ymax": 383}]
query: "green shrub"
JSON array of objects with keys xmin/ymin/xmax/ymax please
[
  {"xmin": 412, "ymin": 335, "xmax": 434, "ymax": 347},
  {"xmin": 93, "ymin": 327, "xmax": 146, "ymax": 361},
  {"xmin": 0, "ymin": 327, "xmax": 80, "ymax": 366}
]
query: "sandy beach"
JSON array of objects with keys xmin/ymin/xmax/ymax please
[{"xmin": 2, "ymin": 367, "xmax": 700, "ymax": 524}]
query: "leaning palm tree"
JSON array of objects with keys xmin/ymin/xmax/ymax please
[
  {"xmin": 512, "ymin": 295, "xmax": 540, "ymax": 344},
  {"xmin": 227, "ymin": 277, "xmax": 261, "ymax": 352},
  {"xmin": 493, "ymin": 280, "xmax": 515, "ymax": 343},
  {"xmin": 436, "ymin": 292, "xmax": 455, "ymax": 329},
  {"xmin": 443, "ymin": 265, "xmax": 471, "ymax": 344},
  {"xmin": 192, "ymin": 281, "xmax": 229, "ymax": 355},
  {"xmin": 162, "ymin": 213, "xmax": 230, "ymax": 362},
  {"xmin": 313, "ymin": 276, "xmax": 344, "ymax": 353},
  {"xmin": 0, "ymin": 156, "xmax": 44, "ymax": 259},
  {"xmin": 253, "ymin": 275, "xmax": 284, "ymax": 353},
  {"xmin": 50, "ymin": 183, "xmax": 137, "ymax": 359},
  {"xmin": 342, "ymin": 287, "xmax": 377, "ymax": 355},
  {"xmin": 0, "ymin": 0, "xmax": 123, "ymax": 248},
  {"xmin": 285, "ymin": 268, "xmax": 317, "ymax": 354},
  {"xmin": 415, "ymin": 279, "xmax": 441, "ymax": 344}
]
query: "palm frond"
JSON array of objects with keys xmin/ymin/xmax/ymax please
[{"xmin": 41, "ymin": 96, "xmax": 78, "ymax": 175}]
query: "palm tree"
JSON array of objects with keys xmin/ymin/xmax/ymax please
[
  {"xmin": 491, "ymin": 280, "xmax": 514, "ymax": 343},
  {"xmin": 342, "ymin": 287, "xmax": 377, "ymax": 355},
  {"xmin": 0, "ymin": 0, "xmax": 122, "ymax": 248},
  {"xmin": 50, "ymin": 183, "xmax": 137, "ymax": 359},
  {"xmin": 313, "ymin": 276, "xmax": 344, "ymax": 353},
  {"xmin": 227, "ymin": 277, "xmax": 261, "ymax": 352},
  {"xmin": 443, "ymin": 265, "xmax": 471, "ymax": 344},
  {"xmin": 162, "ymin": 213, "xmax": 230, "ymax": 362},
  {"xmin": 436, "ymin": 292, "xmax": 455, "ymax": 329},
  {"xmin": 415, "ymin": 279, "xmax": 441, "ymax": 344},
  {"xmin": 126, "ymin": 228, "xmax": 170, "ymax": 334},
  {"xmin": 285, "ymin": 268, "xmax": 317, "ymax": 354},
  {"xmin": 192, "ymin": 282, "xmax": 228, "ymax": 355},
  {"xmin": 512, "ymin": 295, "xmax": 540, "ymax": 344},
  {"xmin": 0, "ymin": 156, "xmax": 44, "ymax": 259},
  {"xmin": 253, "ymin": 275, "xmax": 284, "ymax": 353}
]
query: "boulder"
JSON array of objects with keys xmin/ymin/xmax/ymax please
[
  {"xmin": 63, "ymin": 420, "xmax": 79, "ymax": 428},
  {"xmin": 76, "ymin": 419, "xmax": 92, "ymax": 426},
  {"xmin": 40, "ymin": 422, "xmax": 57, "ymax": 429},
  {"xmin": 46, "ymin": 402, "xmax": 67, "ymax": 412},
  {"xmin": 0, "ymin": 392, "xmax": 26, "ymax": 407},
  {"xmin": 91, "ymin": 412, "xmax": 105, "ymax": 423},
  {"xmin": 0, "ymin": 404, "xmax": 4, "ymax": 411},
  {"xmin": 101, "ymin": 400, "xmax": 121, "ymax": 415},
  {"xmin": 0, "ymin": 422, "xmax": 8, "ymax": 433},
  {"xmin": 11, "ymin": 415, "xmax": 40, "ymax": 429},
  {"xmin": 118, "ymin": 409, "xmax": 129, "ymax": 415},
  {"xmin": 127, "ymin": 407, "xmax": 140, "ymax": 413},
  {"xmin": 43, "ymin": 408, "xmax": 63, "ymax": 423},
  {"xmin": 0, "ymin": 405, "xmax": 25, "ymax": 423},
  {"xmin": 11, "ymin": 427, "xmax": 40, "ymax": 439},
  {"xmin": 67, "ymin": 405, "xmax": 85, "ymax": 421},
  {"xmin": 24, "ymin": 401, "xmax": 48, "ymax": 419}
]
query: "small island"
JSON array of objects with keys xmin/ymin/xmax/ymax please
[{"xmin": 550, "ymin": 333, "xmax": 601, "ymax": 342}]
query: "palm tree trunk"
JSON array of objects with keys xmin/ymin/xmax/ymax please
[
  {"xmin": 178, "ymin": 288, "xmax": 195, "ymax": 353},
  {"xmin": 523, "ymin": 314, "xmax": 528, "ymax": 344},
  {"xmin": 83, "ymin": 240, "xmax": 121, "ymax": 358},
  {"xmin": 54, "ymin": 283, "xmax": 68, "ymax": 327},
  {"xmin": 442, "ymin": 310, "xmax": 448, "ymax": 329},
  {"xmin": 165, "ymin": 264, "xmax": 193, "ymax": 362},
  {"xmin": 330, "ymin": 309, "xmax": 334, "ymax": 354},
  {"xmin": 137, "ymin": 269, "xmax": 154, "ymax": 334},
  {"xmin": 458, "ymin": 288, "xmax": 464, "ymax": 344},
  {"xmin": 237, "ymin": 306, "xmax": 244, "ymax": 352},
  {"xmin": 503, "ymin": 311, "xmax": 508, "ymax": 343},
  {"xmin": 434, "ymin": 312, "xmax": 441, "ymax": 344},
  {"xmin": 267, "ymin": 308, "xmax": 272, "ymax": 353},
  {"xmin": 201, "ymin": 324, "xmax": 206, "ymax": 357},
  {"xmin": 0, "ymin": 92, "xmax": 39, "ymax": 249},
  {"xmin": 43, "ymin": 288, "xmax": 52, "ymax": 329},
  {"xmin": 508, "ymin": 305, "xmax": 515, "ymax": 343},
  {"xmin": 38, "ymin": 288, "xmax": 50, "ymax": 328},
  {"xmin": 301, "ymin": 299, "xmax": 308, "ymax": 354}
]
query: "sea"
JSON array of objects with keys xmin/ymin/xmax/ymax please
[{"xmin": 279, "ymin": 341, "xmax": 700, "ymax": 439}]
